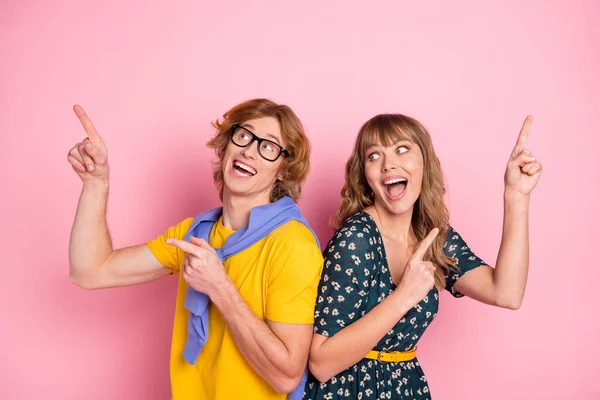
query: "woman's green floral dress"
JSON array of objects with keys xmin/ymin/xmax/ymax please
[{"xmin": 303, "ymin": 211, "xmax": 486, "ymax": 400}]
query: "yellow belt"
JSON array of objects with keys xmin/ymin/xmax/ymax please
[{"xmin": 364, "ymin": 347, "xmax": 417, "ymax": 363}]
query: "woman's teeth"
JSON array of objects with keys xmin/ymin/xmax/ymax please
[{"xmin": 384, "ymin": 179, "xmax": 407, "ymax": 197}]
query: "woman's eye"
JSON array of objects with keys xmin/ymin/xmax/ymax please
[
  {"xmin": 367, "ymin": 152, "xmax": 380, "ymax": 161},
  {"xmin": 396, "ymin": 146, "xmax": 409, "ymax": 154}
]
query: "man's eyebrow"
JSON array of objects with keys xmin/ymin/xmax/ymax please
[{"xmin": 241, "ymin": 123, "xmax": 281, "ymax": 144}]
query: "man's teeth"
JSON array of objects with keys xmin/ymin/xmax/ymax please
[
  {"xmin": 384, "ymin": 178, "xmax": 407, "ymax": 185},
  {"xmin": 234, "ymin": 162, "xmax": 256, "ymax": 175}
]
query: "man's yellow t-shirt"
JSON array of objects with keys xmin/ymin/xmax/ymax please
[{"xmin": 146, "ymin": 216, "xmax": 323, "ymax": 400}]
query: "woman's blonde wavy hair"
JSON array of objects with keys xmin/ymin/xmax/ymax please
[
  {"xmin": 207, "ymin": 98, "xmax": 311, "ymax": 203},
  {"xmin": 333, "ymin": 114, "xmax": 456, "ymax": 289}
]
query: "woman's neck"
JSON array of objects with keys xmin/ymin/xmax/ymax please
[{"xmin": 366, "ymin": 202, "xmax": 415, "ymax": 244}]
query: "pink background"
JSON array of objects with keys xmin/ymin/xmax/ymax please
[{"xmin": 1, "ymin": 1, "xmax": 598, "ymax": 399}]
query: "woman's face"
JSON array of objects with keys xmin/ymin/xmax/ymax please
[{"xmin": 363, "ymin": 137, "xmax": 424, "ymax": 216}]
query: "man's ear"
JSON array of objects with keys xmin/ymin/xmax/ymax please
[{"xmin": 276, "ymin": 164, "xmax": 286, "ymax": 182}]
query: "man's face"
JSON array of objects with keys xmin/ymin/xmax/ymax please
[{"xmin": 221, "ymin": 116, "xmax": 285, "ymax": 204}]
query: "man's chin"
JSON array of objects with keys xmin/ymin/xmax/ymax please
[{"xmin": 222, "ymin": 185, "xmax": 273, "ymax": 203}]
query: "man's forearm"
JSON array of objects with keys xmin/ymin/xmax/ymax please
[
  {"xmin": 69, "ymin": 180, "xmax": 113, "ymax": 286},
  {"xmin": 210, "ymin": 282, "xmax": 306, "ymax": 394}
]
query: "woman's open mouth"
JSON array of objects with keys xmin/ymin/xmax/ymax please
[{"xmin": 383, "ymin": 176, "xmax": 407, "ymax": 200}]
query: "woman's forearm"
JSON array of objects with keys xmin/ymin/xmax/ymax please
[
  {"xmin": 492, "ymin": 190, "xmax": 530, "ymax": 309},
  {"xmin": 309, "ymin": 290, "xmax": 412, "ymax": 382}
]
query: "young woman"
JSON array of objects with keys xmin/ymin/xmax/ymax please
[{"xmin": 304, "ymin": 114, "xmax": 542, "ymax": 399}]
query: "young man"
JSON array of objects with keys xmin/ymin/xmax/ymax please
[{"xmin": 67, "ymin": 99, "xmax": 323, "ymax": 400}]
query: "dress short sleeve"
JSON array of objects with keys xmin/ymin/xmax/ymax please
[{"xmin": 444, "ymin": 226, "xmax": 487, "ymax": 298}]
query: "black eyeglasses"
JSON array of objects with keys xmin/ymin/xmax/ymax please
[{"xmin": 230, "ymin": 124, "xmax": 289, "ymax": 162}]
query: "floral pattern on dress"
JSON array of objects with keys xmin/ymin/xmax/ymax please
[{"xmin": 303, "ymin": 211, "xmax": 486, "ymax": 400}]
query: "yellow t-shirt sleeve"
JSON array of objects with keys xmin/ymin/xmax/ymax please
[
  {"xmin": 145, "ymin": 217, "xmax": 194, "ymax": 273},
  {"xmin": 266, "ymin": 222, "xmax": 324, "ymax": 324}
]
